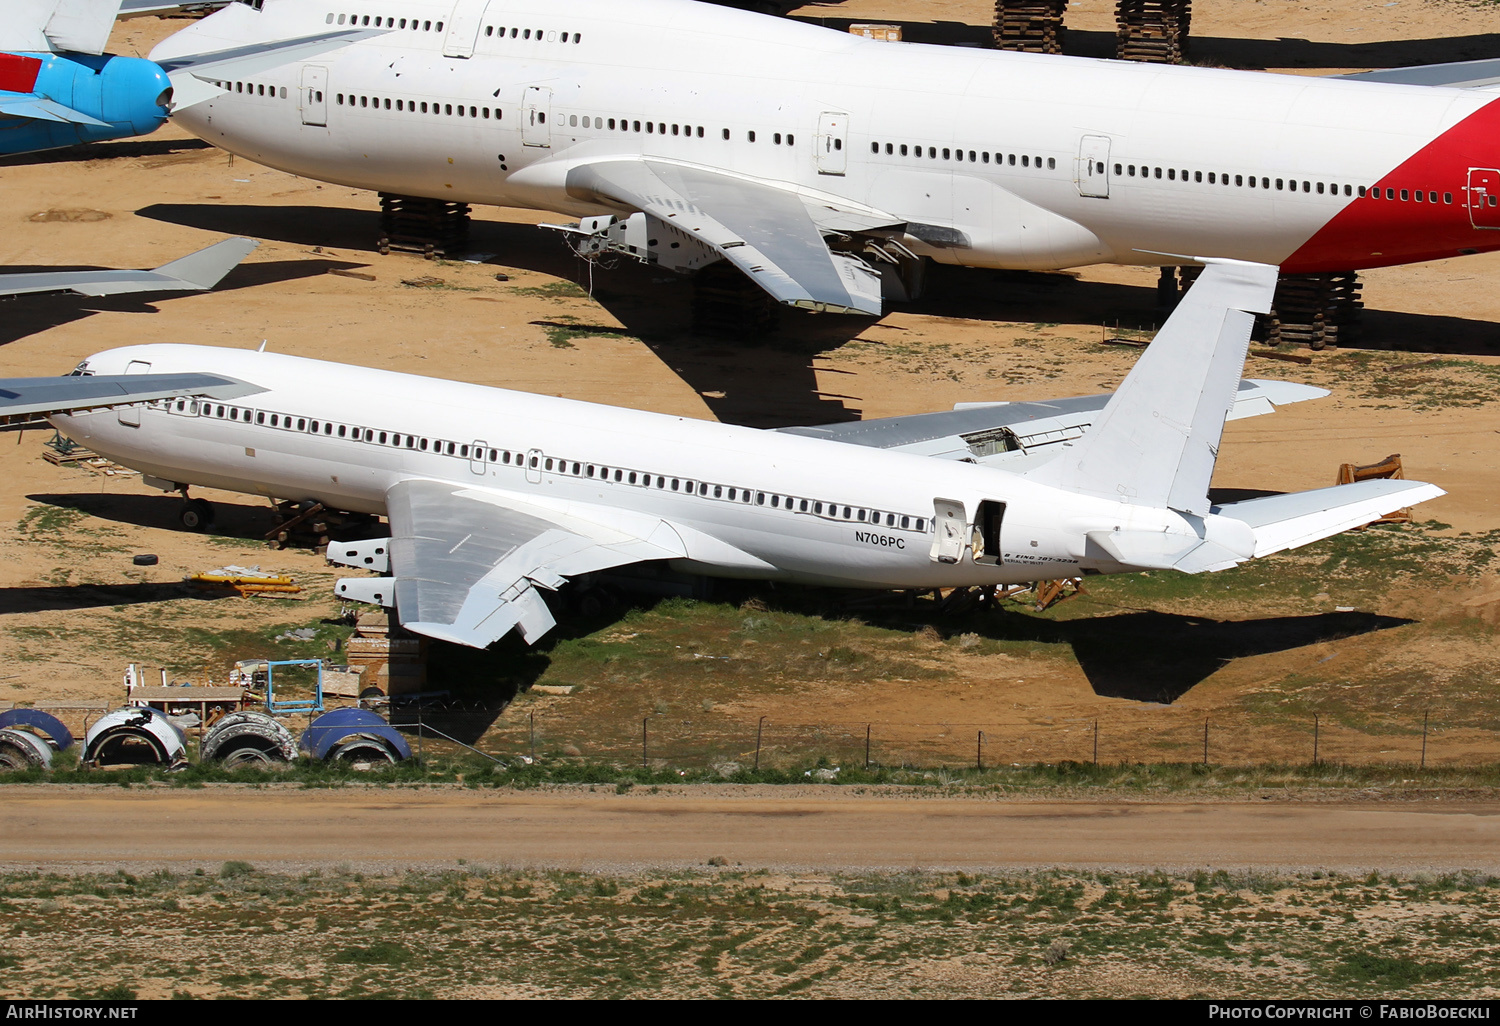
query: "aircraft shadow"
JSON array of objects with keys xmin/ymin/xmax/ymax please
[
  {"xmin": 0, "ymin": 137, "xmax": 214, "ymax": 169},
  {"xmin": 975, "ymin": 608, "xmax": 1413, "ymax": 703},
  {"xmin": 0, "ymin": 580, "xmax": 224, "ymax": 616},
  {"xmin": 26, "ymin": 492, "xmax": 282, "ymax": 542},
  {"xmin": 0, "ymin": 259, "xmax": 366, "ymax": 347}
]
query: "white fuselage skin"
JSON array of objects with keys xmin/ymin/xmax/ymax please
[
  {"xmin": 51, "ymin": 344, "xmax": 1256, "ymax": 590},
  {"xmin": 154, "ymin": 0, "xmax": 1500, "ymax": 275}
]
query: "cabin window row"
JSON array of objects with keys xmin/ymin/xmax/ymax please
[
  {"xmin": 217, "ymin": 80, "xmax": 288, "ymax": 100},
  {"xmin": 528, "ymin": 453, "xmax": 929, "ymax": 533},
  {"xmin": 327, "ymin": 13, "xmax": 442, "ymax": 30},
  {"xmin": 483, "ymin": 26, "xmax": 583, "ymax": 43},
  {"xmin": 172, "ymin": 399, "xmax": 487, "ymax": 457},
  {"xmin": 336, "ymin": 93, "xmax": 500, "ymax": 119},
  {"xmin": 167, "ymin": 400, "xmax": 930, "ymax": 533},
  {"xmin": 872, "ymin": 142, "xmax": 1056, "ymax": 170}
]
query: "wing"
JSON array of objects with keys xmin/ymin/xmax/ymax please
[
  {"xmin": 1338, "ymin": 59, "xmax": 1500, "ymax": 90},
  {"xmin": 0, "ymin": 237, "xmax": 256, "ymax": 298},
  {"xmin": 330, "ymin": 479, "xmax": 702, "ymax": 649},
  {"xmin": 778, "ymin": 379, "xmax": 1328, "ymax": 469},
  {"xmin": 0, "ymin": 370, "xmax": 264, "ymax": 429},
  {"xmin": 564, "ymin": 159, "xmax": 888, "ymax": 315}
]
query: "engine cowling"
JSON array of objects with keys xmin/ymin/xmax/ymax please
[{"xmin": 0, "ymin": 51, "xmax": 171, "ymax": 155}]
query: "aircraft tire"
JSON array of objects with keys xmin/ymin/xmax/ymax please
[{"xmin": 179, "ymin": 499, "xmax": 214, "ymax": 532}]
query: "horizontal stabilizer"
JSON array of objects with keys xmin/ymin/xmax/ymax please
[
  {"xmin": 1212, "ymin": 479, "xmax": 1446, "ymax": 558},
  {"xmin": 0, "ymin": 96, "xmax": 110, "ymax": 127}
]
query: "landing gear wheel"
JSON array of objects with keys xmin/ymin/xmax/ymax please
[{"xmin": 179, "ymin": 498, "xmax": 215, "ymax": 532}]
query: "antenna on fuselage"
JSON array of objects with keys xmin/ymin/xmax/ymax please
[{"xmin": 257, "ymin": 339, "xmax": 268, "ymax": 353}]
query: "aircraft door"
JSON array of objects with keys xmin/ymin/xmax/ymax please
[
  {"xmin": 442, "ymin": 0, "xmax": 491, "ymax": 58},
  {"xmin": 1468, "ymin": 168, "xmax": 1500, "ymax": 228},
  {"xmin": 470, "ymin": 440, "xmax": 488, "ymax": 475},
  {"xmin": 118, "ymin": 360, "xmax": 150, "ymax": 427},
  {"xmin": 525, "ymin": 447, "xmax": 543, "ymax": 483},
  {"xmin": 930, "ymin": 498, "xmax": 967, "ymax": 564},
  {"xmin": 300, "ymin": 65, "xmax": 328, "ymax": 127},
  {"xmin": 973, "ymin": 500, "xmax": 1006, "ymax": 565},
  {"xmin": 1076, "ymin": 135, "xmax": 1110, "ymax": 199},
  {"xmin": 522, "ymin": 86, "xmax": 552, "ymax": 147},
  {"xmin": 815, "ymin": 111, "xmax": 848, "ymax": 175}
]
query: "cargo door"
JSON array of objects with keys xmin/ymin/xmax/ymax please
[
  {"xmin": 522, "ymin": 86, "xmax": 551, "ymax": 147},
  {"xmin": 1468, "ymin": 168, "xmax": 1500, "ymax": 228},
  {"xmin": 930, "ymin": 497, "xmax": 967, "ymax": 564},
  {"xmin": 117, "ymin": 359, "xmax": 150, "ymax": 427},
  {"xmin": 1076, "ymin": 135, "xmax": 1110, "ymax": 199},
  {"xmin": 442, "ymin": 0, "xmax": 491, "ymax": 58},
  {"xmin": 300, "ymin": 65, "xmax": 327, "ymax": 126},
  {"xmin": 815, "ymin": 111, "xmax": 848, "ymax": 175}
]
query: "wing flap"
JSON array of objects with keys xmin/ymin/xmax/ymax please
[
  {"xmin": 564, "ymin": 159, "xmax": 883, "ymax": 315},
  {"xmin": 374, "ymin": 479, "xmax": 687, "ymax": 649}
]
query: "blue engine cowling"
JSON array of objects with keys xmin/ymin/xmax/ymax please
[{"xmin": 0, "ymin": 51, "xmax": 171, "ymax": 156}]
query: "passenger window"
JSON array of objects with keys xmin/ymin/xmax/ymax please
[
  {"xmin": 900, "ymin": 144, "xmax": 908, "ymax": 156},
  {"xmin": 1047, "ymin": 157, "xmax": 1055, "ymax": 169},
  {"xmin": 1444, "ymin": 192, "xmax": 1453, "ymax": 204},
  {"xmin": 1401, "ymin": 189, "xmax": 1409, "ymax": 201}
]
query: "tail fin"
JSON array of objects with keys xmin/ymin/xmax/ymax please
[{"xmin": 1025, "ymin": 259, "xmax": 1276, "ymax": 516}]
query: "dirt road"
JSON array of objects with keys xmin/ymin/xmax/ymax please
[{"xmin": 4, "ymin": 786, "xmax": 1497, "ymax": 874}]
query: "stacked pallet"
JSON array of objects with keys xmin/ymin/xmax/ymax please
[
  {"xmin": 1115, "ymin": 0, "xmax": 1191, "ymax": 64},
  {"xmin": 377, "ymin": 193, "xmax": 471, "ymax": 259},
  {"xmin": 345, "ymin": 612, "xmax": 428, "ymax": 697},
  {"xmin": 1267, "ymin": 273, "xmax": 1363, "ymax": 350},
  {"xmin": 993, "ymin": 0, "xmax": 1066, "ymax": 54}
]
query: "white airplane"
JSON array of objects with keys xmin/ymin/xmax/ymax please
[
  {"xmin": 146, "ymin": 0, "xmax": 1500, "ymax": 316},
  {"xmin": 1, "ymin": 259, "xmax": 1441, "ymax": 649}
]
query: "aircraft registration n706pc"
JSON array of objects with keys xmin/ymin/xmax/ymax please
[
  {"xmin": 149, "ymin": 0, "xmax": 1500, "ymax": 315},
  {"xmin": 2, "ymin": 260, "xmax": 1441, "ymax": 649}
]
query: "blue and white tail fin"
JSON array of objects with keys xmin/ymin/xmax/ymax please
[{"xmin": 1025, "ymin": 258, "xmax": 1275, "ymax": 517}]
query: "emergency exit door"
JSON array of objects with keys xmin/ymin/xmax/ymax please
[
  {"xmin": 1076, "ymin": 135, "xmax": 1111, "ymax": 199},
  {"xmin": 300, "ymin": 66, "xmax": 327, "ymax": 126}
]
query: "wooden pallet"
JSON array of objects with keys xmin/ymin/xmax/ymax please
[
  {"xmin": 993, "ymin": 0, "xmax": 1066, "ymax": 54},
  {"xmin": 1116, "ymin": 0, "xmax": 1192, "ymax": 64},
  {"xmin": 377, "ymin": 193, "xmax": 471, "ymax": 258}
]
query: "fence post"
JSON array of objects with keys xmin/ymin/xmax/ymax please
[
  {"xmin": 1313, "ymin": 713, "xmax": 1319, "ymax": 767},
  {"xmin": 418, "ymin": 705, "xmax": 424, "ymax": 763},
  {"xmin": 1421, "ymin": 710, "xmax": 1429, "ymax": 771},
  {"xmin": 977, "ymin": 730, "xmax": 984, "ymax": 771},
  {"xmin": 642, "ymin": 716, "xmax": 649, "ymax": 771},
  {"xmin": 864, "ymin": 723, "xmax": 871, "ymax": 770},
  {"xmin": 754, "ymin": 715, "xmax": 766, "ymax": 772},
  {"xmin": 530, "ymin": 710, "xmax": 535, "ymax": 763},
  {"xmin": 1093, "ymin": 719, "xmax": 1098, "ymax": 766},
  {"xmin": 1202, "ymin": 716, "xmax": 1209, "ymax": 767}
]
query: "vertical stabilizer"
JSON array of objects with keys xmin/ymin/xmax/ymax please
[{"xmin": 1024, "ymin": 259, "xmax": 1277, "ymax": 516}]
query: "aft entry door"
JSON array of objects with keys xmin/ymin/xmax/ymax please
[
  {"xmin": 815, "ymin": 111, "xmax": 848, "ymax": 175},
  {"xmin": 470, "ymin": 440, "xmax": 488, "ymax": 475},
  {"xmin": 118, "ymin": 360, "xmax": 150, "ymax": 427},
  {"xmin": 1468, "ymin": 168, "xmax": 1500, "ymax": 228},
  {"xmin": 522, "ymin": 86, "xmax": 552, "ymax": 147},
  {"xmin": 1076, "ymin": 135, "xmax": 1110, "ymax": 199},
  {"xmin": 299, "ymin": 65, "xmax": 327, "ymax": 126},
  {"xmin": 442, "ymin": 0, "xmax": 490, "ymax": 58},
  {"xmin": 930, "ymin": 498, "xmax": 967, "ymax": 565}
]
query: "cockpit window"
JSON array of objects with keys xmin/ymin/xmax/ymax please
[{"xmin": 68, "ymin": 361, "xmax": 94, "ymax": 377}]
